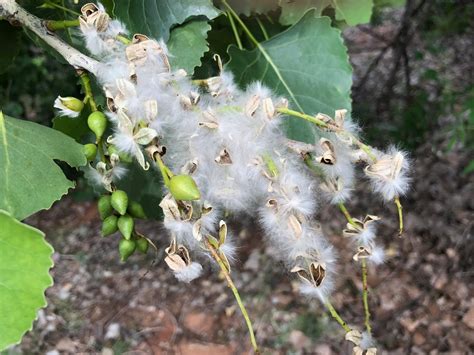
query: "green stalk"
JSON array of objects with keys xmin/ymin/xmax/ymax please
[
  {"xmin": 361, "ymin": 258, "xmax": 372, "ymax": 335},
  {"xmin": 43, "ymin": 1, "xmax": 80, "ymax": 16},
  {"xmin": 276, "ymin": 107, "xmax": 329, "ymax": 128},
  {"xmin": 277, "ymin": 107, "xmax": 378, "ymax": 162},
  {"xmin": 394, "ymin": 196, "xmax": 404, "ymax": 236},
  {"xmin": 79, "ymin": 71, "xmax": 98, "ymax": 112},
  {"xmin": 256, "ymin": 17, "xmax": 269, "ymax": 40},
  {"xmin": 325, "ymin": 301, "xmax": 351, "ymax": 333},
  {"xmin": 205, "ymin": 240, "xmax": 260, "ymax": 354},
  {"xmin": 46, "ymin": 19, "xmax": 79, "ymax": 31},
  {"xmin": 116, "ymin": 34, "xmax": 131, "ymax": 45},
  {"xmin": 227, "ymin": 11, "xmax": 243, "ymax": 50},
  {"xmin": 338, "ymin": 202, "xmax": 358, "ymax": 227}
]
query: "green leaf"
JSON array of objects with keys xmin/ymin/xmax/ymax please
[
  {"xmin": 226, "ymin": 11, "xmax": 352, "ymax": 142},
  {"xmin": 112, "ymin": 0, "xmax": 220, "ymax": 41},
  {"xmin": 52, "ymin": 115, "xmax": 90, "ymax": 142},
  {"xmin": 0, "ymin": 210, "xmax": 54, "ymax": 351},
  {"xmin": 0, "ymin": 112, "xmax": 87, "ymax": 220},
  {"xmin": 0, "ymin": 21, "xmax": 22, "ymax": 75},
  {"xmin": 167, "ymin": 20, "xmax": 211, "ymax": 74},
  {"xmin": 334, "ymin": 0, "xmax": 374, "ymax": 25},
  {"xmin": 280, "ymin": 0, "xmax": 373, "ymax": 26}
]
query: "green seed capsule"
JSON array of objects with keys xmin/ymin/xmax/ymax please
[
  {"xmin": 108, "ymin": 145, "xmax": 133, "ymax": 163},
  {"xmin": 87, "ymin": 111, "xmax": 107, "ymax": 139},
  {"xmin": 168, "ymin": 175, "xmax": 201, "ymax": 201},
  {"xmin": 97, "ymin": 195, "xmax": 113, "ymax": 220},
  {"xmin": 128, "ymin": 201, "xmax": 146, "ymax": 219},
  {"xmin": 119, "ymin": 238, "xmax": 136, "ymax": 261},
  {"xmin": 83, "ymin": 143, "xmax": 97, "ymax": 161},
  {"xmin": 136, "ymin": 237, "xmax": 149, "ymax": 254},
  {"xmin": 111, "ymin": 190, "xmax": 128, "ymax": 215},
  {"xmin": 59, "ymin": 96, "xmax": 84, "ymax": 112},
  {"xmin": 117, "ymin": 214, "xmax": 134, "ymax": 240},
  {"xmin": 101, "ymin": 215, "xmax": 118, "ymax": 236}
]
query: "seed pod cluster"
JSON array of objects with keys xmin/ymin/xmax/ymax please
[{"xmin": 98, "ymin": 190, "xmax": 149, "ymax": 261}]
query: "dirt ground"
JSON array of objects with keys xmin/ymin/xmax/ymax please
[{"xmin": 11, "ymin": 7, "xmax": 474, "ymax": 355}]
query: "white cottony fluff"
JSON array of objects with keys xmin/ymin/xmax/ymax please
[
  {"xmin": 174, "ymin": 262, "xmax": 203, "ymax": 283},
  {"xmin": 365, "ymin": 147, "xmax": 410, "ymax": 201},
  {"xmin": 360, "ymin": 331, "xmax": 375, "ymax": 350},
  {"xmin": 78, "ymin": 12, "xmax": 407, "ymax": 298},
  {"xmin": 368, "ymin": 245, "xmax": 385, "ymax": 265}
]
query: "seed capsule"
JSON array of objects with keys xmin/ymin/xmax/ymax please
[
  {"xmin": 83, "ymin": 143, "xmax": 97, "ymax": 161},
  {"xmin": 119, "ymin": 238, "xmax": 136, "ymax": 261},
  {"xmin": 128, "ymin": 201, "xmax": 146, "ymax": 219},
  {"xmin": 168, "ymin": 175, "xmax": 201, "ymax": 201},
  {"xmin": 117, "ymin": 214, "xmax": 134, "ymax": 240},
  {"xmin": 97, "ymin": 195, "xmax": 113, "ymax": 220},
  {"xmin": 87, "ymin": 111, "xmax": 107, "ymax": 139},
  {"xmin": 111, "ymin": 190, "xmax": 128, "ymax": 215},
  {"xmin": 56, "ymin": 96, "xmax": 84, "ymax": 113},
  {"xmin": 136, "ymin": 237, "xmax": 149, "ymax": 254},
  {"xmin": 101, "ymin": 215, "xmax": 118, "ymax": 236}
]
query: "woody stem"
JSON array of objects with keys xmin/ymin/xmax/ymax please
[
  {"xmin": 205, "ymin": 240, "xmax": 260, "ymax": 354},
  {"xmin": 394, "ymin": 196, "xmax": 404, "ymax": 236},
  {"xmin": 325, "ymin": 301, "xmax": 351, "ymax": 333},
  {"xmin": 361, "ymin": 258, "xmax": 372, "ymax": 335}
]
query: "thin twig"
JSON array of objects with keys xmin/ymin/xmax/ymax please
[{"xmin": 0, "ymin": 0, "xmax": 98, "ymax": 73}]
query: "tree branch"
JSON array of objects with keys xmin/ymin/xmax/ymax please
[{"xmin": 0, "ymin": 0, "xmax": 98, "ymax": 74}]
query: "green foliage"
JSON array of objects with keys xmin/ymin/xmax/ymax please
[
  {"xmin": 227, "ymin": 12, "xmax": 352, "ymax": 143},
  {"xmin": 0, "ymin": 112, "xmax": 87, "ymax": 220},
  {"xmin": 167, "ymin": 20, "xmax": 212, "ymax": 74},
  {"xmin": 0, "ymin": 21, "xmax": 22, "ymax": 75},
  {"xmin": 115, "ymin": 162, "xmax": 164, "ymax": 219},
  {"xmin": 279, "ymin": 0, "xmax": 374, "ymax": 26},
  {"xmin": 0, "ymin": 210, "xmax": 54, "ymax": 351},
  {"xmin": 112, "ymin": 0, "xmax": 220, "ymax": 42},
  {"xmin": 52, "ymin": 113, "xmax": 90, "ymax": 142}
]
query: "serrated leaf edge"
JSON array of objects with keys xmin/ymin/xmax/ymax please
[{"xmin": 0, "ymin": 210, "xmax": 55, "ymax": 351}]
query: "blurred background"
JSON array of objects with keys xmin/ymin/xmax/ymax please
[{"xmin": 2, "ymin": 0, "xmax": 473, "ymax": 354}]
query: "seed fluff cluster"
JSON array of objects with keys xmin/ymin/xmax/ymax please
[{"xmin": 77, "ymin": 4, "xmax": 410, "ymax": 306}]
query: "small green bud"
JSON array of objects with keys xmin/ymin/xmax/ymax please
[
  {"xmin": 101, "ymin": 215, "xmax": 118, "ymax": 236},
  {"xmin": 108, "ymin": 145, "xmax": 133, "ymax": 163},
  {"xmin": 87, "ymin": 111, "xmax": 107, "ymax": 139},
  {"xmin": 119, "ymin": 238, "xmax": 136, "ymax": 261},
  {"xmin": 111, "ymin": 190, "xmax": 128, "ymax": 215},
  {"xmin": 97, "ymin": 195, "xmax": 113, "ymax": 220},
  {"xmin": 58, "ymin": 96, "xmax": 84, "ymax": 112},
  {"xmin": 83, "ymin": 143, "xmax": 97, "ymax": 161},
  {"xmin": 168, "ymin": 175, "xmax": 201, "ymax": 201},
  {"xmin": 136, "ymin": 237, "xmax": 149, "ymax": 254},
  {"xmin": 117, "ymin": 214, "xmax": 134, "ymax": 240},
  {"xmin": 128, "ymin": 201, "xmax": 146, "ymax": 219}
]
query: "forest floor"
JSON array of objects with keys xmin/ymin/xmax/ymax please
[{"xmin": 12, "ymin": 9, "xmax": 474, "ymax": 355}]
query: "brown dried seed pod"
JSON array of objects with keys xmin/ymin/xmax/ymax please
[{"xmin": 215, "ymin": 148, "xmax": 232, "ymax": 165}]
